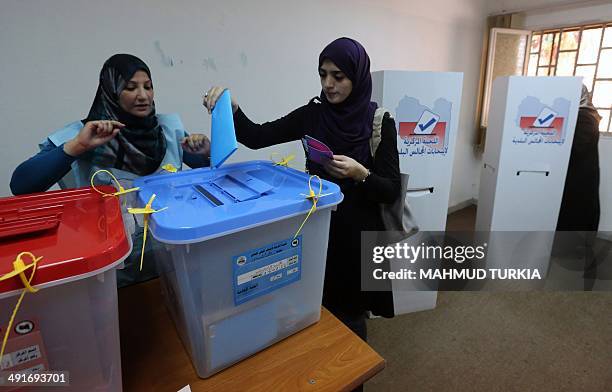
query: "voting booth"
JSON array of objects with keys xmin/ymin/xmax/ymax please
[
  {"xmin": 372, "ymin": 71, "xmax": 464, "ymax": 314},
  {"xmin": 476, "ymin": 76, "xmax": 582, "ymax": 274}
]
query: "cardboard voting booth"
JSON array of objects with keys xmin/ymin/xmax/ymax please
[
  {"xmin": 476, "ymin": 76, "xmax": 582, "ymax": 274},
  {"xmin": 372, "ymin": 71, "xmax": 464, "ymax": 314}
]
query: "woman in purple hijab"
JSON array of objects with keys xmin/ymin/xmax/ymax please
[{"xmin": 204, "ymin": 38, "xmax": 400, "ymax": 341}]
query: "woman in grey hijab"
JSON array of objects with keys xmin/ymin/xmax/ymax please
[
  {"xmin": 11, "ymin": 54, "xmax": 211, "ymax": 287},
  {"xmin": 12, "ymin": 54, "xmax": 211, "ymax": 195}
]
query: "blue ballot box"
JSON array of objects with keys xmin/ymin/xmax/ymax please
[{"xmin": 133, "ymin": 161, "xmax": 343, "ymax": 378}]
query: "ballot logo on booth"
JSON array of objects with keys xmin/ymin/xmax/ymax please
[
  {"xmin": 395, "ymin": 97, "xmax": 452, "ymax": 157},
  {"xmin": 532, "ymin": 107, "xmax": 558, "ymax": 128},
  {"xmin": 412, "ymin": 110, "xmax": 440, "ymax": 135},
  {"xmin": 514, "ymin": 96, "xmax": 570, "ymax": 146}
]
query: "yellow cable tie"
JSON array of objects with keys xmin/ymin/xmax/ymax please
[
  {"xmin": 110, "ymin": 186, "xmax": 140, "ymax": 197},
  {"xmin": 300, "ymin": 192, "xmax": 333, "ymax": 200},
  {"xmin": 293, "ymin": 203, "xmax": 316, "ymax": 240},
  {"xmin": 271, "ymin": 153, "xmax": 295, "ymax": 167},
  {"xmin": 161, "ymin": 163, "xmax": 178, "ymax": 173},
  {"xmin": 0, "ymin": 252, "xmax": 42, "ymax": 363},
  {"xmin": 90, "ymin": 169, "xmax": 140, "ymax": 197},
  {"xmin": 294, "ymin": 175, "xmax": 324, "ymax": 239},
  {"xmin": 0, "ymin": 252, "xmax": 41, "ymax": 293},
  {"xmin": 127, "ymin": 194, "xmax": 167, "ymax": 271}
]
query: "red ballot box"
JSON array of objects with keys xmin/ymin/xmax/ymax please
[{"xmin": 0, "ymin": 187, "xmax": 131, "ymax": 391}]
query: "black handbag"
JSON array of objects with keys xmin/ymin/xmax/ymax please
[
  {"xmin": 370, "ymin": 108, "xmax": 419, "ymax": 245},
  {"xmin": 365, "ymin": 108, "xmax": 420, "ymax": 319}
]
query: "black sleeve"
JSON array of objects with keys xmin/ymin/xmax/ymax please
[
  {"xmin": 361, "ymin": 114, "xmax": 401, "ymax": 204},
  {"xmin": 182, "ymin": 150, "xmax": 210, "ymax": 168},
  {"xmin": 10, "ymin": 141, "xmax": 76, "ymax": 195},
  {"xmin": 232, "ymin": 104, "xmax": 312, "ymax": 149}
]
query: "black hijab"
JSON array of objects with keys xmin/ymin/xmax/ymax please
[{"xmin": 84, "ymin": 54, "xmax": 166, "ymax": 175}]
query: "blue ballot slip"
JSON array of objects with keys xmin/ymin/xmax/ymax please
[{"xmin": 211, "ymin": 89, "xmax": 238, "ymax": 168}]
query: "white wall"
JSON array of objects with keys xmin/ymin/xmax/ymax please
[
  {"xmin": 488, "ymin": 0, "xmax": 610, "ymax": 16},
  {"xmin": 0, "ymin": 0, "xmax": 487, "ymax": 209},
  {"xmin": 522, "ymin": 3, "xmax": 612, "ymax": 29},
  {"xmin": 599, "ymin": 139, "xmax": 612, "ymax": 232}
]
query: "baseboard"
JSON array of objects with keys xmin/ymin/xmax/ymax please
[
  {"xmin": 447, "ymin": 198, "xmax": 477, "ymax": 214},
  {"xmin": 597, "ymin": 231, "xmax": 612, "ymax": 242}
]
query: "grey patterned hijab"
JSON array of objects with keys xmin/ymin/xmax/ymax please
[{"xmin": 83, "ymin": 54, "xmax": 166, "ymax": 175}]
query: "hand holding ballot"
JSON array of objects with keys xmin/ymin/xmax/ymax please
[
  {"xmin": 203, "ymin": 86, "xmax": 239, "ymax": 114},
  {"xmin": 323, "ymin": 154, "xmax": 369, "ymax": 182},
  {"xmin": 302, "ymin": 135, "xmax": 368, "ymax": 181}
]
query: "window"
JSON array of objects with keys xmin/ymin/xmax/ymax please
[
  {"xmin": 481, "ymin": 28, "xmax": 531, "ymax": 128},
  {"xmin": 527, "ymin": 22, "xmax": 612, "ymax": 133}
]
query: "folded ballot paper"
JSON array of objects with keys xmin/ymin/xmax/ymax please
[
  {"xmin": 211, "ymin": 89, "xmax": 238, "ymax": 168},
  {"xmin": 302, "ymin": 135, "xmax": 333, "ymax": 165}
]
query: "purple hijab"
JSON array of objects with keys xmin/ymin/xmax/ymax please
[{"xmin": 314, "ymin": 37, "xmax": 377, "ymax": 165}]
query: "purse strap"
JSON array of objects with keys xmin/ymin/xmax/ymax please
[{"xmin": 370, "ymin": 107, "xmax": 392, "ymax": 157}]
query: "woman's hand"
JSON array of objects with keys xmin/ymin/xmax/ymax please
[
  {"xmin": 202, "ymin": 86, "xmax": 239, "ymax": 114},
  {"xmin": 181, "ymin": 134, "xmax": 211, "ymax": 156},
  {"xmin": 64, "ymin": 120, "xmax": 125, "ymax": 157},
  {"xmin": 323, "ymin": 155, "xmax": 369, "ymax": 182}
]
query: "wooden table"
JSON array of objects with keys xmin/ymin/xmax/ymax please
[{"xmin": 119, "ymin": 279, "xmax": 385, "ymax": 391}]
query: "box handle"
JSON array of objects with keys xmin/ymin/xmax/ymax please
[
  {"xmin": 406, "ymin": 186, "xmax": 434, "ymax": 198},
  {"xmin": 516, "ymin": 170, "xmax": 550, "ymax": 176}
]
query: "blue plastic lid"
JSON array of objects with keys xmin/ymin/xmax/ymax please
[{"xmin": 133, "ymin": 161, "xmax": 343, "ymax": 243}]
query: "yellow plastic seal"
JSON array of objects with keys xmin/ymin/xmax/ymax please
[
  {"xmin": 293, "ymin": 175, "xmax": 332, "ymax": 239},
  {"xmin": 0, "ymin": 252, "xmax": 43, "ymax": 363},
  {"xmin": 128, "ymin": 194, "xmax": 168, "ymax": 271},
  {"xmin": 271, "ymin": 153, "xmax": 296, "ymax": 167},
  {"xmin": 90, "ymin": 169, "xmax": 140, "ymax": 197},
  {"xmin": 161, "ymin": 163, "xmax": 178, "ymax": 173}
]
